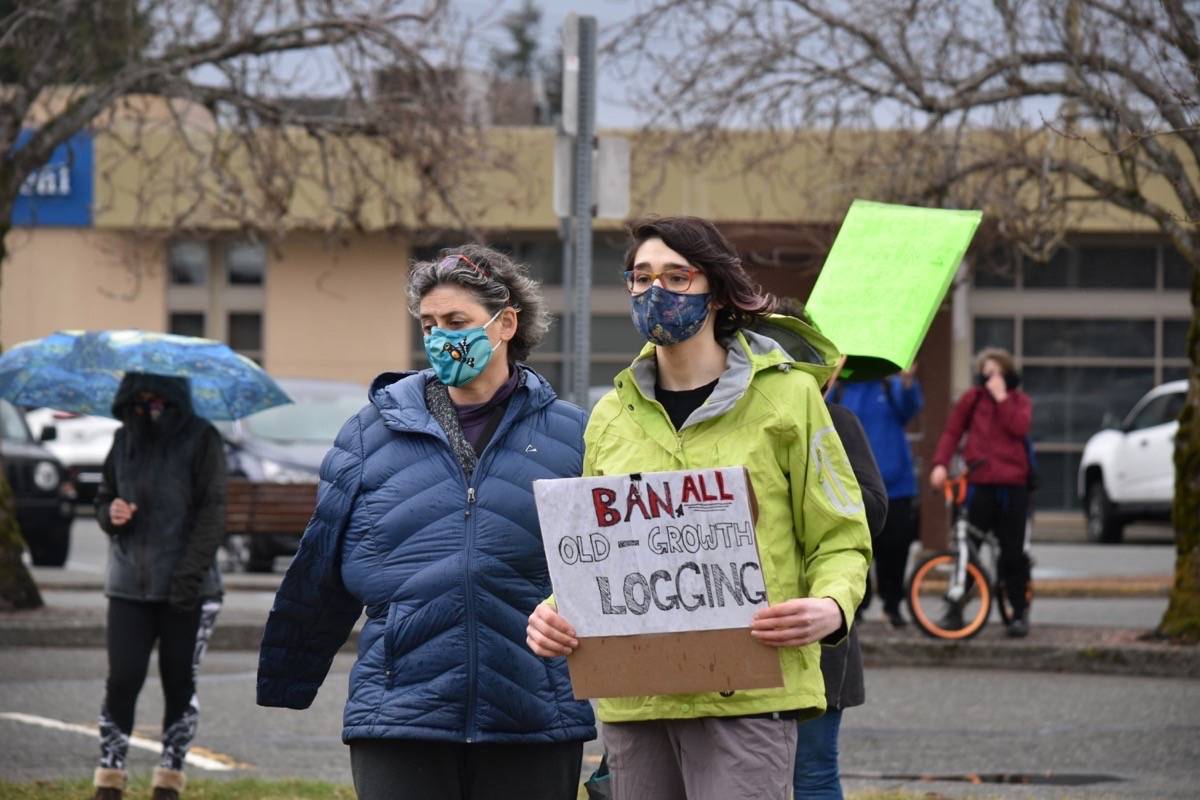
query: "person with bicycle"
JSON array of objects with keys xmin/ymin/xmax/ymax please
[{"xmin": 930, "ymin": 348, "xmax": 1033, "ymax": 638}]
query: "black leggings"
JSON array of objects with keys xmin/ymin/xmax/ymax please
[
  {"xmin": 875, "ymin": 496, "xmax": 917, "ymax": 612},
  {"xmin": 100, "ymin": 597, "xmax": 219, "ymax": 770},
  {"xmin": 968, "ymin": 485, "xmax": 1031, "ymax": 618},
  {"xmin": 349, "ymin": 738, "xmax": 584, "ymax": 800}
]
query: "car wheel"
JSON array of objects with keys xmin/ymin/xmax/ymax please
[
  {"xmin": 1085, "ymin": 479, "xmax": 1125, "ymax": 544},
  {"xmin": 28, "ymin": 525, "xmax": 70, "ymax": 567}
]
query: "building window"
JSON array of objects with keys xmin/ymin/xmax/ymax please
[
  {"xmin": 168, "ymin": 312, "xmax": 205, "ymax": 338},
  {"xmin": 226, "ymin": 241, "xmax": 266, "ymax": 286},
  {"xmin": 973, "ymin": 317, "xmax": 1014, "ymax": 353},
  {"xmin": 1023, "ymin": 244, "xmax": 1158, "ymax": 289},
  {"xmin": 1023, "ymin": 365, "xmax": 1156, "ymax": 445},
  {"xmin": 228, "ymin": 313, "xmax": 263, "ymax": 362},
  {"xmin": 1164, "ymin": 319, "xmax": 1190, "ymax": 360},
  {"xmin": 1163, "ymin": 249, "xmax": 1192, "ymax": 290},
  {"xmin": 971, "ymin": 248, "xmax": 1018, "ymax": 288},
  {"xmin": 168, "ymin": 242, "xmax": 208, "ymax": 286},
  {"xmin": 1023, "ymin": 318, "xmax": 1154, "ymax": 359},
  {"xmin": 166, "ymin": 239, "xmax": 266, "ymax": 363}
]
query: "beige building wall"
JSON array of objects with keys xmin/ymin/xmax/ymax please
[
  {"xmin": 264, "ymin": 232, "xmax": 412, "ymax": 384},
  {"xmin": 1, "ymin": 228, "xmax": 164, "ymax": 347}
]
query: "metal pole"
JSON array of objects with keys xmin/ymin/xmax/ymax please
[
  {"xmin": 558, "ymin": 216, "xmax": 573, "ymax": 392},
  {"xmin": 570, "ymin": 15, "xmax": 597, "ymax": 409}
]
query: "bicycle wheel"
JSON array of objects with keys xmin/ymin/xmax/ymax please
[{"xmin": 907, "ymin": 551, "xmax": 993, "ymax": 640}]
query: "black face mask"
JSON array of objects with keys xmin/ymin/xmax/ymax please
[{"xmin": 976, "ymin": 372, "xmax": 1020, "ymax": 390}]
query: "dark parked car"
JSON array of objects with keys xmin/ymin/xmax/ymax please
[
  {"xmin": 1, "ymin": 400, "xmax": 75, "ymax": 566},
  {"xmin": 218, "ymin": 378, "xmax": 366, "ymax": 572}
]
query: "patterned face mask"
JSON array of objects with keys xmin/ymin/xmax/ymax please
[
  {"xmin": 423, "ymin": 309, "xmax": 503, "ymax": 387},
  {"xmin": 630, "ymin": 285, "xmax": 712, "ymax": 345}
]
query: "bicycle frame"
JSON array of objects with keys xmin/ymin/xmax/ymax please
[{"xmin": 943, "ymin": 477, "xmax": 1001, "ymax": 605}]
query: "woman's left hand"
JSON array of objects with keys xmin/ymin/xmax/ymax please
[{"xmin": 750, "ymin": 597, "xmax": 844, "ymax": 647}]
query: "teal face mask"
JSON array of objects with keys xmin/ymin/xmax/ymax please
[{"xmin": 423, "ymin": 309, "xmax": 503, "ymax": 387}]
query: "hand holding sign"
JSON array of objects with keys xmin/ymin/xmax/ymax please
[
  {"xmin": 750, "ymin": 597, "xmax": 843, "ymax": 647},
  {"xmin": 527, "ymin": 603, "xmax": 578, "ymax": 657}
]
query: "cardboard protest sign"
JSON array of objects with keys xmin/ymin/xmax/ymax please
[
  {"xmin": 533, "ymin": 467, "xmax": 783, "ymax": 698},
  {"xmin": 806, "ymin": 199, "xmax": 982, "ymax": 380}
]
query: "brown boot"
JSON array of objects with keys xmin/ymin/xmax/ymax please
[
  {"xmin": 151, "ymin": 766, "xmax": 186, "ymax": 800},
  {"xmin": 93, "ymin": 767, "xmax": 126, "ymax": 800}
]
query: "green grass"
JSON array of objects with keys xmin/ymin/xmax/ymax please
[{"xmin": 0, "ymin": 777, "xmax": 357, "ymax": 800}]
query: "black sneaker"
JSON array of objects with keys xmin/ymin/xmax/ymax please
[
  {"xmin": 1006, "ymin": 618, "xmax": 1029, "ymax": 638},
  {"xmin": 884, "ymin": 607, "xmax": 907, "ymax": 628},
  {"xmin": 936, "ymin": 607, "xmax": 964, "ymax": 631}
]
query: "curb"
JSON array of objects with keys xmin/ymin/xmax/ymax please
[
  {"xmin": 860, "ymin": 636, "xmax": 1199, "ymax": 680},
  {"xmin": 31, "ymin": 578, "xmax": 1177, "ymax": 598},
  {"xmin": 3, "ymin": 618, "xmax": 1196, "ymax": 680},
  {"xmin": 0, "ymin": 619, "xmax": 360, "ymax": 653}
]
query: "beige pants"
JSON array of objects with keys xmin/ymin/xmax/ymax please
[{"xmin": 603, "ymin": 715, "xmax": 798, "ymax": 800}]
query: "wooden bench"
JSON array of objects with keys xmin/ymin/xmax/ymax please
[{"xmin": 225, "ymin": 478, "xmax": 317, "ymax": 536}]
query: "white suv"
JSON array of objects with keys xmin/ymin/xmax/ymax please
[
  {"xmin": 1078, "ymin": 380, "xmax": 1187, "ymax": 543},
  {"xmin": 24, "ymin": 409, "xmax": 120, "ymax": 505}
]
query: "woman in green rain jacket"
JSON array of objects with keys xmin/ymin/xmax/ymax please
[{"xmin": 528, "ymin": 216, "xmax": 871, "ymax": 800}]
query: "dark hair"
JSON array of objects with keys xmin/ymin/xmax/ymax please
[
  {"xmin": 407, "ymin": 244, "xmax": 550, "ymax": 363},
  {"xmin": 624, "ymin": 216, "xmax": 775, "ymax": 338}
]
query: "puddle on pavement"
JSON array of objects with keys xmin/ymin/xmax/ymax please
[{"xmin": 843, "ymin": 771, "xmax": 1124, "ymax": 786}]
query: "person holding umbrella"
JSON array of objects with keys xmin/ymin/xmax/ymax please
[
  {"xmin": 0, "ymin": 329, "xmax": 289, "ymax": 799},
  {"xmin": 92, "ymin": 373, "xmax": 227, "ymax": 800}
]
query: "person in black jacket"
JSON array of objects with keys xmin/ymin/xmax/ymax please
[
  {"xmin": 91, "ymin": 373, "xmax": 226, "ymax": 800},
  {"xmin": 792, "ymin": 401, "xmax": 888, "ymax": 799}
]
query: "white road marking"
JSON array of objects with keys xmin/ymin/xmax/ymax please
[
  {"xmin": 0, "ymin": 712, "xmax": 235, "ymax": 771},
  {"xmin": 64, "ymin": 560, "xmax": 104, "ymax": 573}
]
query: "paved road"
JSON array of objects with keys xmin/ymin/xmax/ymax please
[{"xmin": 1, "ymin": 648, "xmax": 1196, "ymax": 798}]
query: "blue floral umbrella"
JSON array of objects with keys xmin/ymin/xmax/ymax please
[{"xmin": 0, "ymin": 330, "xmax": 292, "ymax": 420}]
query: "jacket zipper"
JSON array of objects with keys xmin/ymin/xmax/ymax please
[
  {"xmin": 407, "ymin": 395, "xmax": 521, "ymax": 741},
  {"xmin": 463, "ymin": 483, "xmax": 478, "ymax": 742},
  {"xmin": 384, "ymin": 602, "xmax": 398, "ymax": 689}
]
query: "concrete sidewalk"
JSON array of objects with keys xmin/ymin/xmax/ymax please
[{"xmin": 2, "ymin": 597, "xmax": 1195, "ymax": 681}]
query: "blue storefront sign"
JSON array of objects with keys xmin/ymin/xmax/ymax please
[{"xmin": 10, "ymin": 130, "xmax": 94, "ymax": 227}]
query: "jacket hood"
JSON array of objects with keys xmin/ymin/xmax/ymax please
[
  {"xmin": 623, "ymin": 314, "xmax": 842, "ymax": 430},
  {"xmin": 112, "ymin": 372, "xmax": 194, "ymax": 421},
  {"xmin": 368, "ymin": 365, "xmax": 561, "ymax": 435}
]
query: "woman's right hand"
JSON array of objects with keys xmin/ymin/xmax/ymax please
[
  {"xmin": 526, "ymin": 602, "xmax": 578, "ymax": 657},
  {"xmin": 109, "ymin": 498, "xmax": 138, "ymax": 526},
  {"xmin": 929, "ymin": 465, "xmax": 947, "ymax": 491}
]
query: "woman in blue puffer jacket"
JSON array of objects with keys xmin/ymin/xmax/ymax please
[{"xmin": 257, "ymin": 245, "xmax": 595, "ymax": 800}]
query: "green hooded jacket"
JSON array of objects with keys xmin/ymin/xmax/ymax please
[{"xmin": 583, "ymin": 315, "xmax": 872, "ymax": 723}]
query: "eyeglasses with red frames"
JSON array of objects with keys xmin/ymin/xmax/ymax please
[{"xmin": 622, "ymin": 266, "xmax": 702, "ymax": 295}]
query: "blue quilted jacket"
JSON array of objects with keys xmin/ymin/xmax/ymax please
[{"xmin": 256, "ymin": 366, "xmax": 596, "ymax": 744}]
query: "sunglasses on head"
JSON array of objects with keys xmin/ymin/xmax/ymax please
[{"xmin": 437, "ymin": 253, "xmax": 490, "ymax": 280}]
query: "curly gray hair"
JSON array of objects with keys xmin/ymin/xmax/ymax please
[{"xmin": 407, "ymin": 244, "xmax": 551, "ymax": 363}]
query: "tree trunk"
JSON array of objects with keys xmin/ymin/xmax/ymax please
[
  {"xmin": 0, "ymin": 468, "xmax": 43, "ymax": 611},
  {"xmin": 0, "ymin": 222, "xmax": 45, "ymax": 610},
  {"xmin": 1159, "ymin": 262, "xmax": 1199, "ymax": 642}
]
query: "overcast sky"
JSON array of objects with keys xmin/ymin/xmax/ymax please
[{"xmin": 456, "ymin": 0, "xmax": 646, "ymax": 126}]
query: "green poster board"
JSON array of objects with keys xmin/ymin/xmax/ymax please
[{"xmin": 806, "ymin": 200, "xmax": 982, "ymax": 380}]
